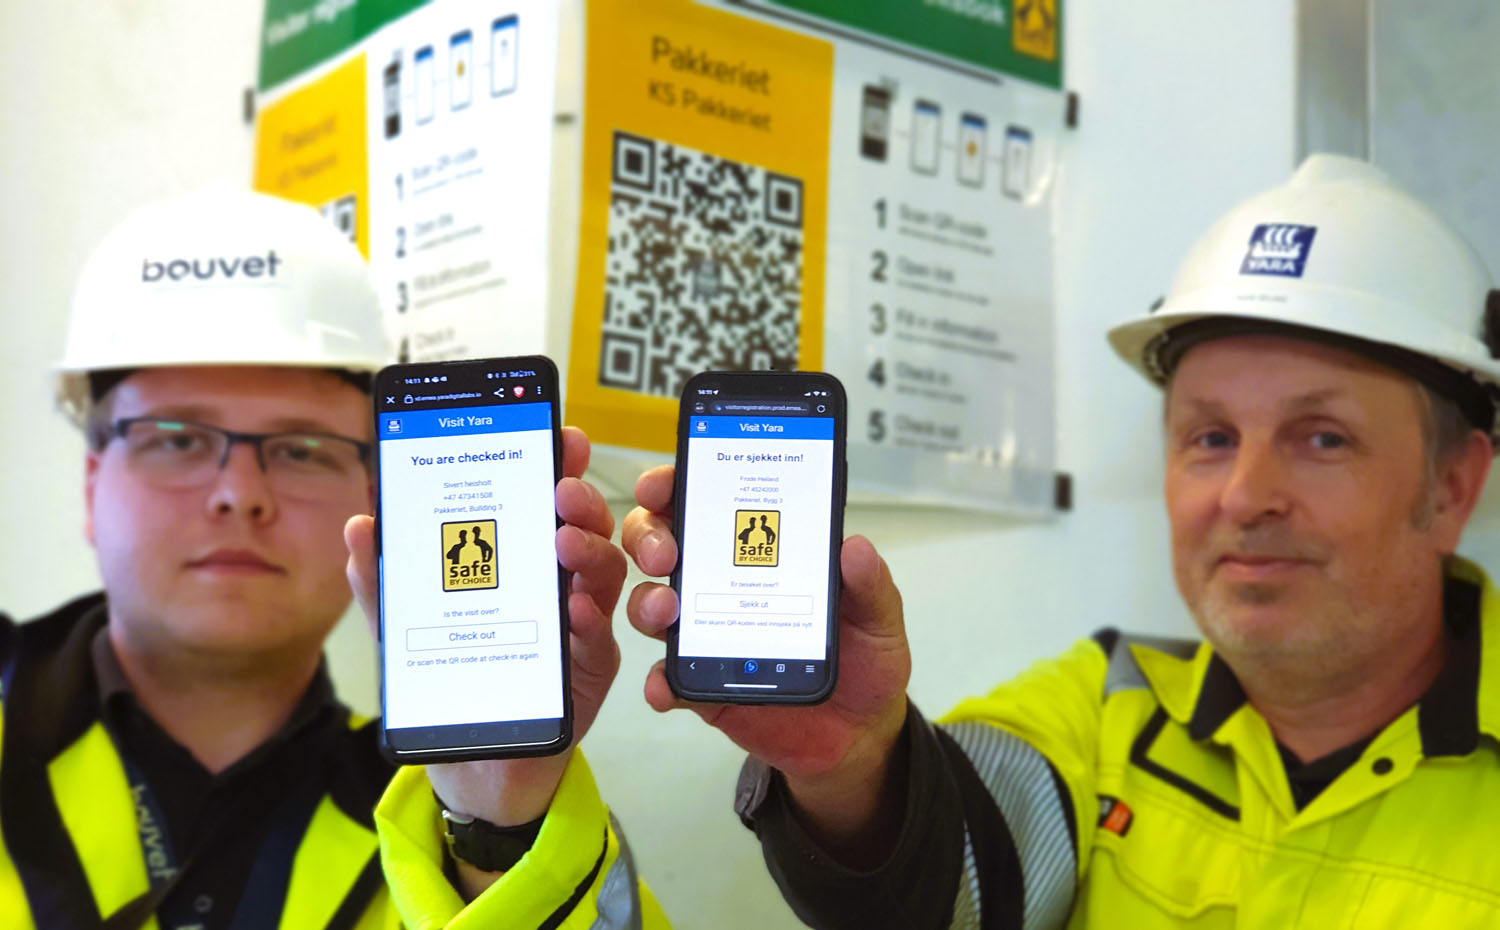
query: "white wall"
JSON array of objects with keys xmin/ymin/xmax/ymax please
[{"xmin": 0, "ymin": 2, "xmax": 1302, "ymax": 927}]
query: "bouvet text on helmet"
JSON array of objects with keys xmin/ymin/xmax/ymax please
[
  {"xmin": 1108, "ymin": 153, "xmax": 1500, "ymax": 440},
  {"xmin": 57, "ymin": 185, "xmax": 390, "ymax": 425}
]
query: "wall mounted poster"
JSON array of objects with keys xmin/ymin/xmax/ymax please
[
  {"xmin": 564, "ymin": 0, "xmax": 834, "ymax": 455},
  {"xmin": 568, "ymin": 0, "xmax": 1064, "ymax": 513},
  {"xmin": 253, "ymin": 0, "xmax": 562, "ymax": 366},
  {"xmin": 253, "ymin": 0, "xmax": 1065, "ymax": 514}
]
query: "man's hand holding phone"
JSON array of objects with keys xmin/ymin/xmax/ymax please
[
  {"xmin": 345, "ymin": 425, "xmax": 625, "ymax": 892},
  {"xmin": 623, "ymin": 463, "xmax": 913, "ymax": 865}
]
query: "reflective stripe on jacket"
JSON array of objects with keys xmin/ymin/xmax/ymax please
[{"xmin": 938, "ymin": 556, "xmax": 1500, "ymax": 927}]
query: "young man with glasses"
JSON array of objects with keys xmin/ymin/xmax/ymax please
[{"xmin": 1, "ymin": 187, "xmax": 665, "ymax": 929}]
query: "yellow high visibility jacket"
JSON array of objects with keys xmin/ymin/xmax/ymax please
[
  {"xmin": 941, "ymin": 556, "xmax": 1500, "ymax": 927},
  {"xmin": 744, "ymin": 557, "xmax": 1500, "ymax": 927},
  {"xmin": 0, "ymin": 594, "xmax": 668, "ymax": 929}
]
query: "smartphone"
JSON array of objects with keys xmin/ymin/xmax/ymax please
[
  {"xmin": 958, "ymin": 112, "xmax": 987, "ymax": 187},
  {"xmin": 860, "ymin": 85, "xmax": 890, "ymax": 162},
  {"xmin": 1003, "ymin": 124, "xmax": 1032, "ymax": 199},
  {"xmin": 374, "ymin": 356, "xmax": 571, "ymax": 762},
  {"xmin": 450, "ymin": 30, "xmax": 473, "ymax": 111},
  {"xmin": 668, "ymin": 371, "xmax": 847, "ymax": 704},
  {"xmin": 491, "ymin": 15, "xmax": 519, "ymax": 97},
  {"xmin": 414, "ymin": 45, "xmax": 435, "ymax": 125},
  {"xmin": 911, "ymin": 99, "xmax": 940, "ymax": 176},
  {"xmin": 382, "ymin": 55, "xmax": 401, "ymax": 138}
]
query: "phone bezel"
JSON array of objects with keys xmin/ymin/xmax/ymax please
[
  {"xmin": 667, "ymin": 370, "xmax": 847, "ymax": 705},
  {"xmin": 372, "ymin": 355, "xmax": 573, "ymax": 763}
]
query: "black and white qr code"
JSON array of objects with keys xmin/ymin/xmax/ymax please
[{"xmin": 598, "ymin": 131, "xmax": 804, "ymax": 397}]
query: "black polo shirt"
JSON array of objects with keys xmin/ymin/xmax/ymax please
[{"xmin": 92, "ymin": 621, "xmax": 347, "ymax": 930}]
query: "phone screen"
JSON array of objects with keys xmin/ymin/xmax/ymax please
[
  {"xmin": 911, "ymin": 99, "xmax": 941, "ymax": 176},
  {"xmin": 414, "ymin": 45, "xmax": 435, "ymax": 124},
  {"xmin": 491, "ymin": 15, "xmax": 519, "ymax": 97},
  {"xmin": 375, "ymin": 357, "xmax": 569, "ymax": 761},
  {"xmin": 450, "ymin": 30, "xmax": 473, "ymax": 111},
  {"xmin": 670, "ymin": 372, "xmax": 847, "ymax": 703},
  {"xmin": 958, "ymin": 112, "xmax": 987, "ymax": 187}
]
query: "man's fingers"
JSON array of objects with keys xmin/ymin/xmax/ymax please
[
  {"xmin": 634, "ymin": 465, "xmax": 675, "ymax": 514},
  {"xmin": 343, "ymin": 514, "xmax": 378, "ymax": 639},
  {"xmin": 557, "ymin": 525, "xmax": 628, "ymax": 618},
  {"xmin": 556, "ymin": 476, "xmax": 614, "ymax": 540},
  {"xmin": 567, "ymin": 591, "xmax": 621, "ymax": 692},
  {"xmin": 621, "ymin": 507, "xmax": 679, "ymax": 576},
  {"xmin": 560, "ymin": 426, "xmax": 591, "ymax": 480},
  {"xmin": 626, "ymin": 581, "xmax": 680, "ymax": 639},
  {"xmin": 838, "ymin": 535, "xmax": 905, "ymax": 639}
]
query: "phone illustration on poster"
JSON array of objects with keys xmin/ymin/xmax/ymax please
[
  {"xmin": 957, "ymin": 112, "xmax": 987, "ymax": 187},
  {"xmin": 859, "ymin": 84, "xmax": 890, "ymax": 161},
  {"xmin": 910, "ymin": 99, "xmax": 940, "ymax": 175},
  {"xmin": 450, "ymin": 30, "xmax": 472, "ymax": 111},
  {"xmin": 414, "ymin": 45, "xmax": 435, "ymax": 124},
  {"xmin": 1004, "ymin": 124, "xmax": 1033, "ymax": 199},
  {"xmin": 491, "ymin": 15, "xmax": 518, "ymax": 96},
  {"xmin": 383, "ymin": 54, "xmax": 402, "ymax": 139}
]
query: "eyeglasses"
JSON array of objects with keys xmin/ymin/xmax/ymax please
[{"xmin": 111, "ymin": 417, "xmax": 371, "ymax": 499}]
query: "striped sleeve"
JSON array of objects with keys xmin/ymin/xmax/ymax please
[{"xmin": 935, "ymin": 723, "xmax": 1076, "ymax": 930}]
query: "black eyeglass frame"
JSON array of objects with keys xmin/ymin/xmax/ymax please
[{"xmin": 110, "ymin": 416, "xmax": 373, "ymax": 474}]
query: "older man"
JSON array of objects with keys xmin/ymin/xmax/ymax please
[
  {"xmin": 1, "ymin": 187, "xmax": 663, "ymax": 929},
  {"xmin": 624, "ymin": 155, "xmax": 1500, "ymax": 926}
]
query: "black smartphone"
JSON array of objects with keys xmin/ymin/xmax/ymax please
[
  {"xmin": 668, "ymin": 371, "xmax": 847, "ymax": 704},
  {"xmin": 373, "ymin": 356, "xmax": 571, "ymax": 762}
]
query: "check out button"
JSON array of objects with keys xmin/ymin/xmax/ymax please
[{"xmin": 406, "ymin": 621, "xmax": 538, "ymax": 651}]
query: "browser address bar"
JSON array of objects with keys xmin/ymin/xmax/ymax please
[{"xmin": 716, "ymin": 401, "xmax": 810, "ymax": 413}]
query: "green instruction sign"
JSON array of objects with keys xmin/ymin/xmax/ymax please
[
  {"xmin": 759, "ymin": 0, "xmax": 1063, "ymax": 89},
  {"xmin": 259, "ymin": 0, "xmax": 426, "ymax": 91}
]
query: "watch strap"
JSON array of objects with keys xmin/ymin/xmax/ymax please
[{"xmin": 437, "ymin": 794, "xmax": 546, "ymax": 872}]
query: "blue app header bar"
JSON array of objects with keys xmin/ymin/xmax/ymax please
[
  {"xmin": 689, "ymin": 416, "xmax": 833, "ymax": 440},
  {"xmin": 380, "ymin": 402, "xmax": 550, "ymax": 441}
]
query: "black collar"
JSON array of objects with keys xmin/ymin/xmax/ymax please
[{"xmin": 89, "ymin": 618, "xmax": 340, "ymax": 769}]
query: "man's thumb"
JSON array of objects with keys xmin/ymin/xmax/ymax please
[{"xmin": 838, "ymin": 535, "xmax": 904, "ymax": 636}]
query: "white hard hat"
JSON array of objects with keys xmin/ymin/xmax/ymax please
[
  {"xmin": 57, "ymin": 184, "xmax": 390, "ymax": 424},
  {"xmin": 1108, "ymin": 154, "xmax": 1500, "ymax": 435}
]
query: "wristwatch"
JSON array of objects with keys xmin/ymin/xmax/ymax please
[{"xmin": 439, "ymin": 800, "xmax": 546, "ymax": 872}]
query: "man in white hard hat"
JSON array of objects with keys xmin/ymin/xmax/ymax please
[
  {"xmin": 0, "ymin": 186, "xmax": 667, "ymax": 928},
  {"xmin": 624, "ymin": 154, "xmax": 1500, "ymax": 926}
]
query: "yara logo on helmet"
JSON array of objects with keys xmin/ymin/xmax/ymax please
[
  {"xmin": 1240, "ymin": 224, "xmax": 1317, "ymax": 278},
  {"xmin": 140, "ymin": 249, "xmax": 282, "ymax": 283}
]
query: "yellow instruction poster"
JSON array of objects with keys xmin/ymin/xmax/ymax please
[
  {"xmin": 253, "ymin": 54, "xmax": 370, "ymax": 257},
  {"xmin": 566, "ymin": 0, "xmax": 833, "ymax": 452}
]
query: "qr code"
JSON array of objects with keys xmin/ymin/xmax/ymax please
[{"xmin": 598, "ymin": 131, "xmax": 804, "ymax": 396}]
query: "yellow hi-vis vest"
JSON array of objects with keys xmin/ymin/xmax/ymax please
[
  {"xmin": 0, "ymin": 594, "xmax": 668, "ymax": 930},
  {"xmin": 938, "ymin": 557, "xmax": 1500, "ymax": 927}
]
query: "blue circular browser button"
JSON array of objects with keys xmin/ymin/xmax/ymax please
[{"xmin": 744, "ymin": 660, "xmax": 759, "ymax": 674}]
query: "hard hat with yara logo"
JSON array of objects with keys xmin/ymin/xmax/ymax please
[
  {"xmin": 1108, "ymin": 153, "xmax": 1500, "ymax": 439},
  {"xmin": 56, "ymin": 184, "xmax": 390, "ymax": 425}
]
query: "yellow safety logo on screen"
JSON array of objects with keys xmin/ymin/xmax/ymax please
[
  {"xmin": 733, "ymin": 510, "xmax": 780, "ymax": 567},
  {"xmin": 442, "ymin": 520, "xmax": 498, "ymax": 591},
  {"xmin": 1013, "ymin": 0, "xmax": 1057, "ymax": 62}
]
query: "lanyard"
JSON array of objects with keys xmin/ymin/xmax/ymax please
[
  {"xmin": 121, "ymin": 757, "xmax": 180, "ymax": 891},
  {"xmin": 117, "ymin": 752, "xmax": 328, "ymax": 930}
]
